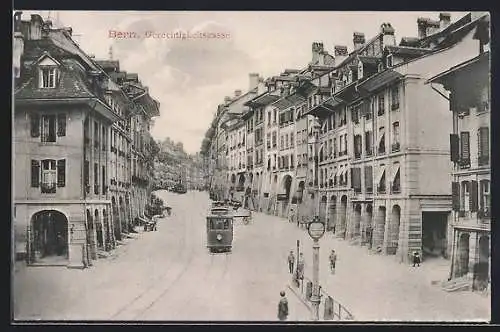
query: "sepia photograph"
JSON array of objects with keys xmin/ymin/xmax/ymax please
[{"xmin": 11, "ymin": 9, "xmax": 491, "ymax": 323}]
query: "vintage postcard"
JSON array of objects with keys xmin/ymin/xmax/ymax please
[{"xmin": 12, "ymin": 10, "xmax": 491, "ymax": 322}]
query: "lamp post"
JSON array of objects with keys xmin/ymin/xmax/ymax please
[
  {"xmin": 308, "ymin": 116, "xmax": 321, "ymax": 218},
  {"xmin": 307, "ymin": 215, "xmax": 326, "ymax": 321}
]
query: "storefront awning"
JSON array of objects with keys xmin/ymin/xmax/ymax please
[
  {"xmin": 334, "ymin": 81, "xmax": 360, "ymax": 103},
  {"xmin": 376, "ymin": 167, "xmax": 386, "ymax": 186},
  {"xmin": 391, "ymin": 164, "xmax": 401, "ymax": 182}
]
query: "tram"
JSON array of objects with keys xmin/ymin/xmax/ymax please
[{"xmin": 206, "ymin": 205, "xmax": 233, "ymax": 253}]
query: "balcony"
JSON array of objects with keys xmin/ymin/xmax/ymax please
[
  {"xmin": 458, "ymin": 158, "xmax": 470, "ymax": 169},
  {"xmin": 378, "ymin": 108, "xmax": 385, "ymax": 116},
  {"xmin": 391, "ymin": 142, "xmax": 400, "ymax": 153},
  {"xmin": 41, "ymin": 182, "xmax": 56, "ymax": 194},
  {"xmin": 366, "ymin": 148, "xmax": 373, "ymax": 157}
]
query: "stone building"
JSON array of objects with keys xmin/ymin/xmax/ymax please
[
  {"xmin": 428, "ymin": 12, "xmax": 490, "ymax": 291},
  {"xmin": 13, "ymin": 12, "xmax": 159, "ymax": 267},
  {"xmin": 204, "ymin": 12, "xmax": 484, "ymax": 266}
]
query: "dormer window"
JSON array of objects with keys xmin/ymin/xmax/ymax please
[
  {"xmin": 348, "ymin": 71, "xmax": 353, "ymax": 83},
  {"xmin": 386, "ymin": 54, "xmax": 393, "ymax": 68},
  {"xmin": 40, "ymin": 67, "xmax": 57, "ymax": 88},
  {"xmin": 358, "ymin": 62, "xmax": 364, "ymax": 80}
]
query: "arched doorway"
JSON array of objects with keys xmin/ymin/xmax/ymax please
[
  {"xmin": 387, "ymin": 205, "xmax": 401, "ymax": 255},
  {"xmin": 474, "ymin": 235, "xmax": 490, "ymax": 291},
  {"xmin": 30, "ymin": 210, "xmax": 68, "ymax": 263},
  {"xmin": 281, "ymin": 175, "xmax": 293, "ymax": 216},
  {"xmin": 125, "ymin": 196, "xmax": 132, "ymax": 229},
  {"xmin": 456, "ymin": 233, "xmax": 470, "ymax": 278},
  {"xmin": 319, "ymin": 195, "xmax": 327, "ymax": 223},
  {"xmin": 112, "ymin": 196, "xmax": 121, "ymax": 241},
  {"xmin": 373, "ymin": 206, "xmax": 386, "ymax": 251},
  {"xmin": 103, "ymin": 208, "xmax": 112, "ymax": 251},
  {"xmin": 339, "ymin": 195, "xmax": 348, "ymax": 239},
  {"xmin": 95, "ymin": 209, "xmax": 104, "ymax": 250},
  {"xmin": 364, "ymin": 204, "xmax": 373, "ymax": 247},
  {"xmin": 119, "ymin": 197, "xmax": 127, "ymax": 234},
  {"xmin": 231, "ymin": 174, "xmax": 236, "ymax": 185},
  {"xmin": 353, "ymin": 204, "xmax": 362, "ymax": 239},
  {"xmin": 238, "ymin": 174, "xmax": 245, "ymax": 189},
  {"xmin": 328, "ymin": 195, "xmax": 337, "ymax": 232}
]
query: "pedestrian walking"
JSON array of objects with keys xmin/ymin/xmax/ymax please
[
  {"xmin": 277, "ymin": 291, "xmax": 289, "ymax": 321},
  {"xmin": 287, "ymin": 250, "xmax": 295, "ymax": 274},
  {"xmin": 297, "ymin": 253, "xmax": 305, "ymax": 280},
  {"xmin": 329, "ymin": 249, "xmax": 337, "ymax": 274},
  {"xmin": 412, "ymin": 251, "xmax": 421, "ymax": 267}
]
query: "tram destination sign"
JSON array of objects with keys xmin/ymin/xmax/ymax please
[{"xmin": 277, "ymin": 194, "xmax": 289, "ymax": 201}]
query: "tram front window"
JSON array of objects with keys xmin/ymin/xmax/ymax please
[{"xmin": 211, "ymin": 219, "xmax": 230, "ymax": 230}]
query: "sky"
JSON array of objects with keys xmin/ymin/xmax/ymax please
[{"xmin": 19, "ymin": 10, "xmax": 467, "ymax": 154}]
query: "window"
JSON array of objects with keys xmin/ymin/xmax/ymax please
[
  {"xmin": 392, "ymin": 122, "xmax": 400, "ymax": 152},
  {"xmin": 31, "ymin": 160, "xmax": 40, "ymax": 187},
  {"xmin": 290, "ymin": 133, "xmax": 294, "ymax": 148},
  {"xmin": 30, "ymin": 113, "xmax": 40, "ymax": 137},
  {"xmin": 460, "ymin": 181, "xmax": 470, "ymax": 211},
  {"xmin": 84, "ymin": 160, "xmax": 90, "ymax": 193},
  {"xmin": 102, "ymin": 165, "xmax": 106, "ymax": 194},
  {"xmin": 41, "ymin": 115, "xmax": 57, "ymax": 142},
  {"xmin": 41, "ymin": 159, "xmax": 56, "ymax": 193},
  {"xmin": 352, "ymin": 107, "xmax": 360, "ymax": 124},
  {"xmin": 480, "ymin": 180, "xmax": 490, "ymax": 216},
  {"xmin": 364, "ymin": 166, "xmax": 373, "ymax": 193},
  {"xmin": 354, "ymin": 135, "xmax": 362, "ymax": 159},
  {"xmin": 57, "ymin": 159, "xmax": 66, "ymax": 187},
  {"xmin": 280, "ymin": 135, "xmax": 284, "ymax": 150},
  {"xmin": 333, "ymin": 137, "xmax": 337, "ymax": 157},
  {"xmin": 460, "ymin": 131, "xmax": 470, "ymax": 167},
  {"xmin": 40, "ymin": 67, "xmax": 57, "ymax": 88},
  {"xmin": 478, "ymin": 127, "xmax": 489, "ymax": 166},
  {"xmin": 378, "ymin": 127, "xmax": 386, "ymax": 154},
  {"xmin": 57, "ymin": 114, "xmax": 66, "ymax": 137},
  {"xmin": 378, "ymin": 169, "xmax": 386, "ymax": 193},
  {"xmin": 391, "ymin": 85, "xmax": 400, "ymax": 110},
  {"xmin": 365, "ymin": 131, "xmax": 373, "ymax": 156},
  {"xmin": 102, "ymin": 126, "xmax": 107, "ymax": 151},
  {"xmin": 378, "ymin": 94, "xmax": 385, "ymax": 116},
  {"xmin": 386, "ymin": 54, "xmax": 393, "ymax": 68}
]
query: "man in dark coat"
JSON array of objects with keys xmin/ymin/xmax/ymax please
[
  {"xmin": 278, "ymin": 291, "xmax": 289, "ymax": 321},
  {"xmin": 287, "ymin": 250, "xmax": 295, "ymax": 274},
  {"xmin": 413, "ymin": 251, "xmax": 421, "ymax": 267}
]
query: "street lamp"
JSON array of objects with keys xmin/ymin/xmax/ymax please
[{"xmin": 307, "ymin": 215, "xmax": 326, "ymax": 321}]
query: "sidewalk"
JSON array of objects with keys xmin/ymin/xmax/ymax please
[{"xmin": 254, "ymin": 212, "xmax": 491, "ymax": 322}]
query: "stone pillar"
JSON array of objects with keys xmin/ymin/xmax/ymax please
[
  {"xmin": 336, "ymin": 199, "xmax": 347, "ymax": 238},
  {"xmin": 372, "ymin": 207, "xmax": 386, "ymax": 251},
  {"xmin": 467, "ymin": 232, "xmax": 478, "ymax": 282}
]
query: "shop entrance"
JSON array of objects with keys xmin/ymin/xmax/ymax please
[{"xmin": 29, "ymin": 210, "xmax": 68, "ymax": 265}]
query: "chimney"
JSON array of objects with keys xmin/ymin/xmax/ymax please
[
  {"xmin": 417, "ymin": 17, "xmax": 429, "ymax": 38},
  {"xmin": 381, "ymin": 23, "xmax": 396, "ymax": 47},
  {"xmin": 14, "ymin": 11, "xmax": 22, "ymax": 32},
  {"xmin": 234, "ymin": 90, "xmax": 242, "ymax": 98},
  {"xmin": 311, "ymin": 42, "xmax": 324, "ymax": 64},
  {"xmin": 353, "ymin": 32, "xmax": 366, "ymax": 50},
  {"xmin": 334, "ymin": 45, "xmax": 348, "ymax": 66},
  {"xmin": 62, "ymin": 27, "xmax": 73, "ymax": 37},
  {"xmin": 439, "ymin": 12, "xmax": 451, "ymax": 29},
  {"xmin": 29, "ymin": 14, "xmax": 43, "ymax": 40},
  {"xmin": 248, "ymin": 73, "xmax": 260, "ymax": 92},
  {"xmin": 13, "ymin": 31, "xmax": 24, "ymax": 79},
  {"xmin": 426, "ymin": 20, "xmax": 440, "ymax": 36},
  {"xmin": 224, "ymin": 96, "xmax": 232, "ymax": 105}
]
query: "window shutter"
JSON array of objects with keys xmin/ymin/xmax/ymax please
[
  {"xmin": 30, "ymin": 113, "xmax": 40, "ymax": 137},
  {"xmin": 31, "ymin": 160, "xmax": 40, "ymax": 187},
  {"xmin": 451, "ymin": 182, "xmax": 460, "ymax": 211},
  {"xmin": 57, "ymin": 159, "xmax": 66, "ymax": 187},
  {"xmin": 479, "ymin": 127, "xmax": 489, "ymax": 158},
  {"xmin": 449, "ymin": 134, "xmax": 460, "ymax": 162},
  {"xmin": 354, "ymin": 168, "xmax": 361, "ymax": 190},
  {"xmin": 470, "ymin": 180, "xmax": 478, "ymax": 212},
  {"xmin": 57, "ymin": 114, "xmax": 66, "ymax": 137},
  {"xmin": 365, "ymin": 166, "xmax": 373, "ymax": 190},
  {"xmin": 460, "ymin": 131, "xmax": 470, "ymax": 161}
]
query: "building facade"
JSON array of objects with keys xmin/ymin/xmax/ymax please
[
  {"xmin": 203, "ymin": 12, "xmax": 488, "ymax": 269},
  {"xmin": 428, "ymin": 12, "xmax": 490, "ymax": 291},
  {"xmin": 13, "ymin": 12, "xmax": 159, "ymax": 267}
]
